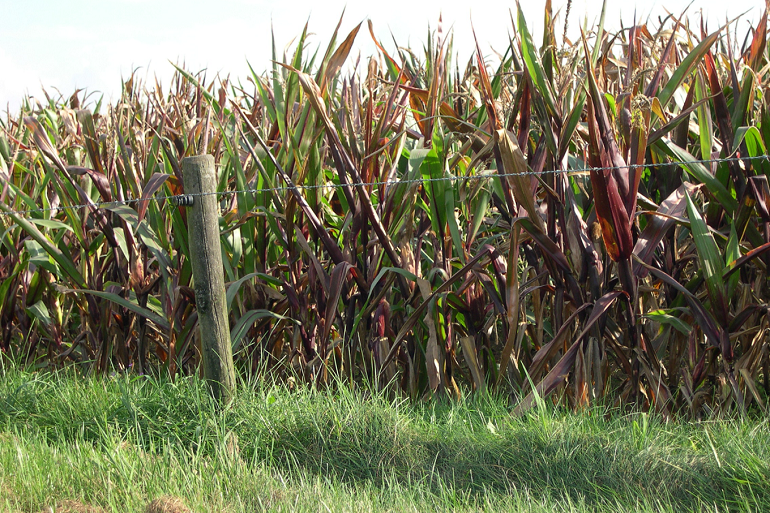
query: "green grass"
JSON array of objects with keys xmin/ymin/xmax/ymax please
[{"xmin": 0, "ymin": 366, "xmax": 768, "ymax": 512}]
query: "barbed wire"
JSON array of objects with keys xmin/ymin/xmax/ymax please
[{"xmin": 0, "ymin": 154, "xmax": 767, "ymax": 219}]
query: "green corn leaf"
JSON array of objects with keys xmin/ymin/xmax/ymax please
[
  {"xmin": 170, "ymin": 64, "xmax": 215, "ymax": 103},
  {"xmin": 734, "ymin": 126, "xmax": 770, "ymax": 176},
  {"xmin": 643, "ymin": 309, "xmax": 692, "ymax": 335},
  {"xmin": 725, "ymin": 223, "xmax": 741, "ymax": 299},
  {"xmin": 24, "ymin": 240, "xmax": 58, "ymax": 275},
  {"xmin": 653, "ymin": 139, "xmax": 738, "ymax": 212},
  {"xmin": 108, "ymin": 204, "xmax": 173, "ymax": 278},
  {"xmin": 26, "ymin": 300, "xmax": 53, "ymax": 327},
  {"xmin": 731, "ymin": 72, "xmax": 755, "ymax": 136},
  {"xmin": 517, "ymin": 2, "xmax": 559, "ymax": 119},
  {"xmin": 0, "ymin": 267, "xmax": 20, "ymax": 308},
  {"xmin": 684, "ymin": 190, "xmax": 728, "ymax": 323},
  {"xmin": 656, "ymin": 29, "xmax": 721, "ymax": 111},
  {"xmin": 250, "ymin": 62, "xmax": 277, "ymax": 124},
  {"xmin": 26, "ymin": 219, "xmax": 73, "ymax": 234},
  {"xmin": 467, "ymin": 180, "xmax": 491, "ymax": 248},
  {"xmin": 64, "ymin": 288, "xmax": 170, "ymax": 331},
  {"xmin": 226, "ymin": 272, "xmax": 284, "ymax": 310},
  {"xmin": 1, "ymin": 205, "xmax": 86, "ymax": 288},
  {"xmin": 231, "ymin": 309, "xmax": 296, "ymax": 353},
  {"xmin": 694, "ymin": 71, "xmax": 713, "ymax": 160},
  {"xmin": 444, "ymin": 188, "xmax": 464, "ymax": 263},
  {"xmin": 420, "ymin": 143, "xmax": 446, "ymax": 241},
  {"xmin": 558, "ymin": 89, "xmax": 586, "ymax": 161},
  {"xmin": 591, "ymin": 0, "xmax": 608, "ymax": 65}
]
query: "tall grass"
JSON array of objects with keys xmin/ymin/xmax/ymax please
[
  {"xmin": 0, "ymin": 5, "xmax": 769, "ymax": 417},
  {"xmin": 1, "ymin": 367, "xmax": 769, "ymax": 512}
]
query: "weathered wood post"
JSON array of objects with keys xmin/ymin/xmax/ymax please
[{"xmin": 182, "ymin": 154, "xmax": 236, "ymax": 404}]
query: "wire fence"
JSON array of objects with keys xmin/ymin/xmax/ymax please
[{"xmin": 0, "ymin": 154, "xmax": 768, "ymax": 219}]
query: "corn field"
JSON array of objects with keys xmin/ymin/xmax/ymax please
[{"xmin": 1, "ymin": 4, "xmax": 769, "ymax": 417}]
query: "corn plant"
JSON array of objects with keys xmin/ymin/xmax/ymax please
[{"xmin": 1, "ymin": 5, "xmax": 769, "ymax": 417}]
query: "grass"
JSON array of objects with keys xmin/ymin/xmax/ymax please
[{"xmin": 0, "ymin": 366, "xmax": 768, "ymax": 512}]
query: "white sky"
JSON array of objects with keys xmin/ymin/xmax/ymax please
[{"xmin": 0, "ymin": 0, "xmax": 763, "ymax": 113}]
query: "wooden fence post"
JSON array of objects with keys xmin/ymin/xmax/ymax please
[{"xmin": 182, "ymin": 155, "xmax": 236, "ymax": 404}]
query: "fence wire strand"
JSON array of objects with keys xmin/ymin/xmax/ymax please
[{"xmin": 0, "ymin": 154, "xmax": 768, "ymax": 219}]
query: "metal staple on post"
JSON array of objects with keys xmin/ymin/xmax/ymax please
[{"xmin": 171, "ymin": 194, "xmax": 195, "ymax": 207}]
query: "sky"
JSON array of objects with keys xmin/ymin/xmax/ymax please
[{"xmin": 0, "ymin": 0, "xmax": 764, "ymax": 113}]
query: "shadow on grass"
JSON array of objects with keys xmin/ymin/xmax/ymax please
[{"xmin": 250, "ymin": 417, "xmax": 752, "ymax": 510}]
